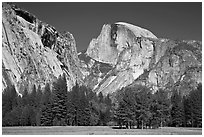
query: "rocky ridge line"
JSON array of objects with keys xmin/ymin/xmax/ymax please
[
  {"xmin": 2, "ymin": 3, "xmax": 83, "ymax": 94},
  {"xmin": 79, "ymin": 22, "xmax": 202, "ymax": 96}
]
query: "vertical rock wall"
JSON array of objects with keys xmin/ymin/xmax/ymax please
[{"xmin": 2, "ymin": 3, "xmax": 83, "ymax": 94}]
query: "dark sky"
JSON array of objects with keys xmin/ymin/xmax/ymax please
[{"xmin": 14, "ymin": 2, "xmax": 202, "ymax": 52}]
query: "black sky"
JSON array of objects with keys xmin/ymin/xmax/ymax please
[{"xmin": 14, "ymin": 2, "xmax": 202, "ymax": 52}]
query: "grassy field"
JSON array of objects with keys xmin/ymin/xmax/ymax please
[{"xmin": 2, "ymin": 126, "xmax": 202, "ymax": 135}]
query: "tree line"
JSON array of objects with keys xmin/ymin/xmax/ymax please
[
  {"xmin": 2, "ymin": 74, "xmax": 112, "ymax": 126},
  {"xmin": 113, "ymin": 84, "xmax": 202, "ymax": 129},
  {"xmin": 2, "ymin": 74, "xmax": 202, "ymax": 128}
]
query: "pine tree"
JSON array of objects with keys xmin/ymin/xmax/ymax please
[
  {"xmin": 41, "ymin": 102, "xmax": 53, "ymax": 126},
  {"xmin": 113, "ymin": 102, "xmax": 127, "ymax": 128},
  {"xmin": 135, "ymin": 88, "xmax": 153, "ymax": 129},
  {"xmin": 89, "ymin": 109, "xmax": 100, "ymax": 126},
  {"xmin": 87, "ymin": 90, "xmax": 100, "ymax": 126},
  {"xmin": 36, "ymin": 85, "xmax": 43, "ymax": 109},
  {"xmin": 114, "ymin": 88, "xmax": 139, "ymax": 129},
  {"xmin": 114, "ymin": 86, "xmax": 160, "ymax": 129},
  {"xmin": 40, "ymin": 83, "xmax": 53, "ymax": 126},
  {"xmin": 104, "ymin": 94, "xmax": 112, "ymax": 106},
  {"xmin": 35, "ymin": 85, "xmax": 43, "ymax": 126},
  {"xmin": 29, "ymin": 84, "xmax": 37, "ymax": 107},
  {"xmin": 66, "ymin": 83, "xmax": 101, "ymax": 126},
  {"xmin": 77, "ymin": 86, "xmax": 90, "ymax": 125},
  {"xmin": 52, "ymin": 74, "xmax": 67, "ymax": 125},
  {"xmin": 103, "ymin": 94, "xmax": 112, "ymax": 125},
  {"xmin": 22, "ymin": 87, "xmax": 29, "ymax": 106},
  {"xmin": 183, "ymin": 96, "xmax": 191, "ymax": 126},
  {"xmin": 191, "ymin": 84, "xmax": 202, "ymax": 127},
  {"xmin": 42, "ymin": 83, "xmax": 52, "ymax": 105},
  {"xmin": 66, "ymin": 82, "xmax": 80, "ymax": 126},
  {"xmin": 2, "ymin": 85, "xmax": 18, "ymax": 118},
  {"xmin": 184, "ymin": 84, "xmax": 202, "ymax": 127},
  {"xmin": 154, "ymin": 89, "xmax": 171, "ymax": 127},
  {"xmin": 149, "ymin": 98, "xmax": 160, "ymax": 128},
  {"xmin": 171, "ymin": 90, "xmax": 185, "ymax": 127},
  {"xmin": 3, "ymin": 106, "xmax": 22, "ymax": 126},
  {"xmin": 20, "ymin": 105, "xmax": 31, "ymax": 126}
]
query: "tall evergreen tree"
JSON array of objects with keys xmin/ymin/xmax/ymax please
[
  {"xmin": 77, "ymin": 86, "xmax": 90, "ymax": 125},
  {"xmin": 3, "ymin": 106, "xmax": 22, "ymax": 126},
  {"xmin": 40, "ymin": 83, "xmax": 53, "ymax": 126},
  {"xmin": 42, "ymin": 83, "xmax": 52, "ymax": 105},
  {"xmin": 2, "ymin": 85, "xmax": 18, "ymax": 118},
  {"xmin": 36, "ymin": 85, "xmax": 43, "ymax": 108},
  {"xmin": 114, "ymin": 98, "xmax": 135, "ymax": 128},
  {"xmin": 20, "ymin": 105, "xmax": 31, "ymax": 126},
  {"xmin": 184, "ymin": 84, "xmax": 202, "ymax": 127},
  {"xmin": 154, "ymin": 89, "xmax": 171, "ymax": 127},
  {"xmin": 29, "ymin": 84, "xmax": 37, "ymax": 107},
  {"xmin": 41, "ymin": 102, "xmax": 53, "ymax": 126},
  {"xmin": 2, "ymin": 85, "xmax": 21, "ymax": 126},
  {"xmin": 114, "ymin": 86, "xmax": 170, "ymax": 129},
  {"xmin": 52, "ymin": 74, "xmax": 67, "ymax": 125},
  {"xmin": 191, "ymin": 84, "xmax": 202, "ymax": 127},
  {"xmin": 114, "ymin": 87, "xmax": 142, "ymax": 129},
  {"xmin": 149, "ymin": 98, "xmax": 160, "ymax": 128},
  {"xmin": 171, "ymin": 90, "xmax": 185, "ymax": 127},
  {"xmin": 22, "ymin": 87, "xmax": 29, "ymax": 106},
  {"xmin": 66, "ymin": 82, "xmax": 80, "ymax": 126},
  {"xmin": 35, "ymin": 85, "xmax": 43, "ymax": 126},
  {"xmin": 103, "ymin": 94, "xmax": 112, "ymax": 124}
]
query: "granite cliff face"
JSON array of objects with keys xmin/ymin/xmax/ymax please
[
  {"xmin": 79, "ymin": 22, "xmax": 202, "ymax": 96},
  {"xmin": 2, "ymin": 3, "xmax": 202, "ymax": 97},
  {"xmin": 2, "ymin": 3, "xmax": 83, "ymax": 94}
]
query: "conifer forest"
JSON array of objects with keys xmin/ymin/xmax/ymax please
[{"xmin": 2, "ymin": 74, "xmax": 202, "ymax": 128}]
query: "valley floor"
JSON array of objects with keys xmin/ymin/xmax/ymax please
[{"xmin": 2, "ymin": 126, "xmax": 202, "ymax": 135}]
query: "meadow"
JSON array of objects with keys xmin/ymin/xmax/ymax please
[{"xmin": 2, "ymin": 126, "xmax": 202, "ymax": 135}]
